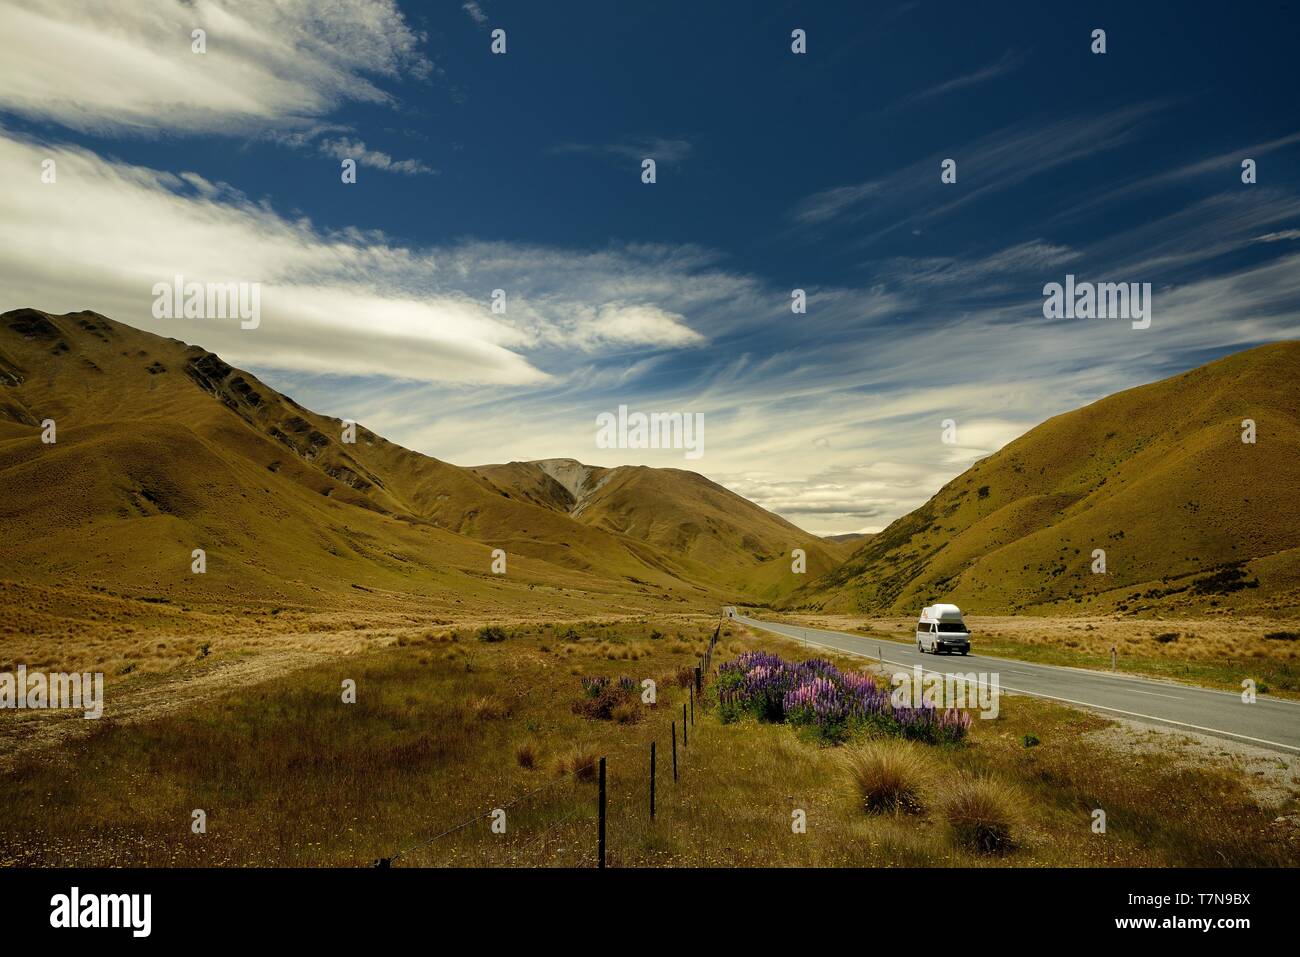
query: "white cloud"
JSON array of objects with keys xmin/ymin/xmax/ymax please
[
  {"xmin": 462, "ymin": 2, "xmax": 489, "ymax": 26},
  {"xmin": 0, "ymin": 0, "xmax": 432, "ymax": 135},
  {"xmin": 1254, "ymin": 229, "xmax": 1300, "ymax": 243},
  {"xmin": 318, "ymin": 137, "xmax": 437, "ymax": 175},
  {"xmin": 0, "ymin": 132, "xmax": 719, "ymax": 384}
]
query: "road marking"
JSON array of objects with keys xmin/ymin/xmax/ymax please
[
  {"xmin": 1128, "ymin": 689, "xmax": 1183, "ymax": 700},
  {"xmin": 738, "ymin": 618, "xmax": 1300, "ymax": 755}
]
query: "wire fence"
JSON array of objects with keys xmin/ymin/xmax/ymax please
[{"xmin": 373, "ymin": 614, "xmax": 728, "ymax": 868}]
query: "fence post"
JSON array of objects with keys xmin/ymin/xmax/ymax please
[
  {"xmin": 682, "ymin": 703, "xmax": 688, "ymax": 747},
  {"xmin": 597, "ymin": 756, "xmax": 606, "ymax": 870},
  {"xmin": 650, "ymin": 741, "xmax": 656, "ymax": 819},
  {"xmin": 672, "ymin": 721, "xmax": 678, "ymax": 782},
  {"xmin": 690, "ymin": 687, "xmax": 695, "ymax": 726}
]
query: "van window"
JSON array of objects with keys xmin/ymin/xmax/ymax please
[{"xmin": 937, "ymin": 622, "xmax": 967, "ymax": 633}]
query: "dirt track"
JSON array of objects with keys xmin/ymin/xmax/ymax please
[{"xmin": 0, "ymin": 649, "xmax": 329, "ymax": 771}]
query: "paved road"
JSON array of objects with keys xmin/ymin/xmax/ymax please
[{"xmin": 735, "ymin": 614, "xmax": 1300, "ymax": 754}]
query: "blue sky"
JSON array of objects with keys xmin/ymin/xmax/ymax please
[{"xmin": 2, "ymin": 0, "xmax": 1299, "ymax": 533}]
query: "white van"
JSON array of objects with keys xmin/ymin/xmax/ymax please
[{"xmin": 916, "ymin": 603, "xmax": 971, "ymax": 655}]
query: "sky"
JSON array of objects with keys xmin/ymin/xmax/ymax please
[{"xmin": 2, "ymin": 0, "xmax": 1299, "ymax": 534}]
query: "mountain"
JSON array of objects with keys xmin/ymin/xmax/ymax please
[
  {"xmin": 784, "ymin": 342, "xmax": 1300, "ymax": 617},
  {"xmin": 472, "ymin": 458, "xmax": 850, "ymax": 599},
  {"xmin": 823, "ymin": 532, "xmax": 873, "ymax": 546},
  {"xmin": 0, "ymin": 308, "xmax": 832, "ymax": 628}
]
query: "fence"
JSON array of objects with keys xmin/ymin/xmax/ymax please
[{"xmin": 373, "ymin": 613, "xmax": 728, "ymax": 868}]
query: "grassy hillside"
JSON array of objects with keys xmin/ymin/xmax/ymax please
[
  {"xmin": 0, "ymin": 309, "xmax": 828, "ymax": 648},
  {"xmin": 785, "ymin": 342, "xmax": 1300, "ymax": 617},
  {"xmin": 474, "ymin": 458, "xmax": 849, "ymax": 602}
]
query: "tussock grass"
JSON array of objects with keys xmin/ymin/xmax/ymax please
[
  {"xmin": 942, "ymin": 776, "xmax": 1022, "ymax": 854},
  {"xmin": 842, "ymin": 741, "xmax": 929, "ymax": 815},
  {"xmin": 515, "ymin": 743, "xmax": 536, "ymax": 769}
]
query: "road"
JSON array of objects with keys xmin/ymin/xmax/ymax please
[{"xmin": 734, "ymin": 614, "xmax": 1300, "ymax": 755}]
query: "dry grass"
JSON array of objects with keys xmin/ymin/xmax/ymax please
[
  {"xmin": 558, "ymin": 747, "xmax": 600, "ymax": 782},
  {"xmin": 2, "ymin": 618, "xmax": 1296, "ymax": 868},
  {"xmin": 842, "ymin": 741, "xmax": 929, "ymax": 815},
  {"xmin": 942, "ymin": 776, "xmax": 1022, "ymax": 854},
  {"xmin": 515, "ymin": 743, "xmax": 536, "ymax": 769}
]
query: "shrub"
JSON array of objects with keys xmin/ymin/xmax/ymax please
[
  {"xmin": 943, "ymin": 777, "xmax": 1021, "ymax": 854},
  {"xmin": 572, "ymin": 675, "xmax": 639, "ymax": 721},
  {"xmin": 1154, "ymin": 632, "xmax": 1179, "ymax": 644},
  {"xmin": 1265, "ymin": 631, "xmax": 1300, "ymax": 641},
  {"xmin": 476, "ymin": 625, "xmax": 508, "ymax": 643},
  {"xmin": 1022, "ymin": 733, "xmax": 1040, "ymax": 748},
  {"xmin": 843, "ymin": 742, "xmax": 928, "ymax": 814}
]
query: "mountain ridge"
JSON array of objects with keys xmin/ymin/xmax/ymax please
[
  {"xmin": 783, "ymin": 340, "xmax": 1300, "ymax": 617},
  {"xmin": 0, "ymin": 308, "xmax": 833, "ymax": 619}
]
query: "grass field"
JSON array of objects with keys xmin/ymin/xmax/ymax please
[{"xmin": 2, "ymin": 617, "xmax": 1296, "ymax": 868}]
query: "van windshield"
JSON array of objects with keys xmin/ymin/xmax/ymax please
[{"xmin": 936, "ymin": 621, "xmax": 968, "ymax": 633}]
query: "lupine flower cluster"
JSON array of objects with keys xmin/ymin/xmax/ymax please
[
  {"xmin": 580, "ymin": 675, "xmax": 611, "ymax": 698},
  {"xmin": 580, "ymin": 674, "xmax": 638, "ymax": 698},
  {"xmin": 716, "ymin": 651, "xmax": 970, "ymax": 744},
  {"xmin": 574, "ymin": 674, "xmax": 642, "ymax": 722}
]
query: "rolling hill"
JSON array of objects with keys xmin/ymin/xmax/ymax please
[
  {"xmin": 0, "ymin": 308, "xmax": 832, "ymax": 631},
  {"xmin": 783, "ymin": 342, "xmax": 1300, "ymax": 617},
  {"xmin": 472, "ymin": 458, "xmax": 848, "ymax": 598}
]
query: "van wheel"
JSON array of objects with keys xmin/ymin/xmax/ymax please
[
  {"xmin": 916, "ymin": 640, "xmax": 923, "ymax": 653},
  {"xmin": 960, "ymin": 650, "xmax": 968, "ymax": 656}
]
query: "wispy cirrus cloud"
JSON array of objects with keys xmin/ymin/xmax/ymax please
[
  {"xmin": 317, "ymin": 137, "xmax": 437, "ymax": 175},
  {"xmin": 891, "ymin": 50, "xmax": 1027, "ymax": 108},
  {"xmin": 0, "ymin": 0, "xmax": 433, "ymax": 137},
  {"xmin": 1047, "ymin": 129, "xmax": 1300, "ymax": 226},
  {"xmin": 791, "ymin": 103, "xmax": 1162, "ymax": 238},
  {"xmin": 551, "ymin": 137, "xmax": 694, "ymax": 166}
]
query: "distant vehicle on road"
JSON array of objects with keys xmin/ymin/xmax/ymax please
[{"xmin": 916, "ymin": 603, "xmax": 971, "ymax": 655}]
